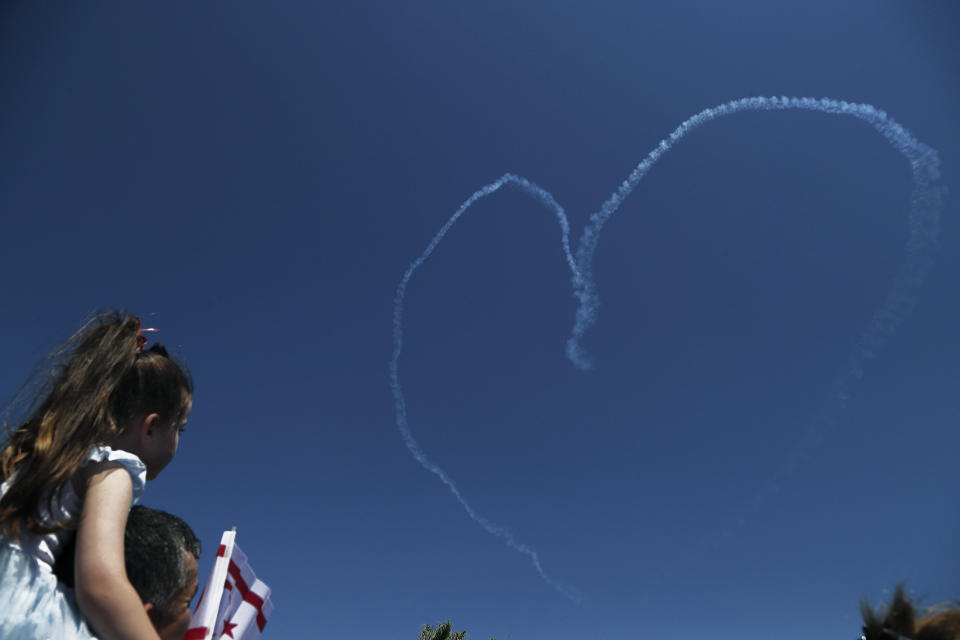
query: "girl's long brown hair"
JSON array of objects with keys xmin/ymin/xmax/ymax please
[{"xmin": 0, "ymin": 310, "xmax": 192, "ymax": 539}]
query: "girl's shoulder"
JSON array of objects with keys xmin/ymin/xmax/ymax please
[{"xmin": 70, "ymin": 446, "xmax": 147, "ymax": 506}]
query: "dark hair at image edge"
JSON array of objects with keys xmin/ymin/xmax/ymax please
[
  {"xmin": 0, "ymin": 310, "xmax": 193, "ymax": 539},
  {"xmin": 125, "ymin": 505, "xmax": 201, "ymax": 621},
  {"xmin": 862, "ymin": 585, "xmax": 960, "ymax": 640}
]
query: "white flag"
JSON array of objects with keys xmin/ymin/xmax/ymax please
[{"xmin": 184, "ymin": 530, "xmax": 274, "ymax": 640}]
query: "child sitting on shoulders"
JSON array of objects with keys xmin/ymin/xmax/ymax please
[{"xmin": 0, "ymin": 310, "xmax": 192, "ymax": 640}]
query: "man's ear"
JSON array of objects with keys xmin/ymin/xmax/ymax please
[{"xmin": 144, "ymin": 601, "xmax": 168, "ymax": 627}]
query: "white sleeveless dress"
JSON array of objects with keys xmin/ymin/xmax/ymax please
[{"xmin": 0, "ymin": 445, "xmax": 146, "ymax": 640}]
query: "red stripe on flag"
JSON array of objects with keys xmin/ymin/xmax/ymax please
[
  {"xmin": 228, "ymin": 560, "xmax": 268, "ymax": 632},
  {"xmin": 217, "ymin": 545, "xmax": 227, "ymax": 557},
  {"xmin": 183, "ymin": 627, "xmax": 207, "ymax": 640}
]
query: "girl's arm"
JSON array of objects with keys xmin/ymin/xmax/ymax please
[{"xmin": 74, "ymin": 462, "xmax": 162, "ymax": 640}]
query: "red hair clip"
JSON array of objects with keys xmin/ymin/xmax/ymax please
[{"xmin": 134, "ymin": 317, "xmax": 158, "ymax": 354}]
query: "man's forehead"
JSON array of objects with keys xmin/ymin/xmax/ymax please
[
  {"xmin": 183, "ymin": 549, "xmax": 199, "ymax": 584},
  {"xmin": 184, "ymin": 550, "xmax": 198, "ymax": 572}
]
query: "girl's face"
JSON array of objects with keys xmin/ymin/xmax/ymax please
[{"xmin": 141, "ymin": 420, "xmax": 182, "ymax": 481}]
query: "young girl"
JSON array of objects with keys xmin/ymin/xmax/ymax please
[{"xmin": 0, "ymin": 311, "xmax": 193, "ymax": 640}]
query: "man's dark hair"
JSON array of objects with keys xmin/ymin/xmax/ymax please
[
  {"xmin": 124, "ymin": 505, "xmax": 201, "ymax": 620},
  {"xmin": 54, "ymin": 505, "xmax": 201, "ymax": 621}
]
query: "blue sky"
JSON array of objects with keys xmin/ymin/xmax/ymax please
[{"xmin": 1, "ymin": 2, "xmax": 958, "ymax": 639}]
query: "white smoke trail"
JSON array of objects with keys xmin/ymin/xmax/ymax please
[
  {"xmin": 570, "ymin": 97, "xmax": 943, "ymax": 370},
  {"xmin": 390, "ymin": 97, "xmax": 944, "ymax": 600},
  {"xmin": 569, "ymin": 97, "xmax": 943, "ymax": 518},
  {"xmin": 389, "ymin": 174, "xmax": 582, "ymax": 603}
]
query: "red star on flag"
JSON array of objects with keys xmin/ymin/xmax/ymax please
[{"xmin": 221, "ymin": 618, "xmax": 238, "ymax": 638}]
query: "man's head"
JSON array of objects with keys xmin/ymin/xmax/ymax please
[{"xmin": 124, "ymin": 505, "xmax": 201, "ymax": 640}]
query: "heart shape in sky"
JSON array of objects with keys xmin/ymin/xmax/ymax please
[{"xmin": 389, "ymin": 96, "xmax": 944, "ymax": 603}]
